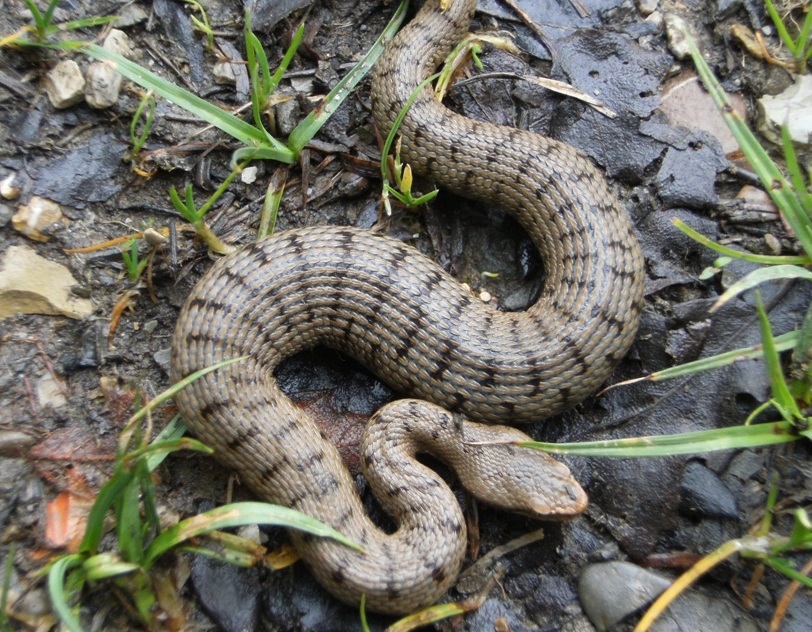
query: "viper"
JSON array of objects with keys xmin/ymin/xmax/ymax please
[{"xmin": 170, "ymin": 0, "xmax": 645, "ymax": 615}]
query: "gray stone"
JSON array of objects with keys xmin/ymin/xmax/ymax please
[
  {"xmin": 579, "ymin": 561, "xmax": 670, "ymax": 631},
  {"xmin": 680, "ymin": 460, "xmax": 738, "ymax": 519}
]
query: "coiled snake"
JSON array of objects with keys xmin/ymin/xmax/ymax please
[{"xmin": 170, "ymin": 0, "xmax": 645, "ymax": 615}]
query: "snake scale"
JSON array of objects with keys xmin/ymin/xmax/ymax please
[{"xmin": 170, "ymin": 0, "xmax": 645, "ymax": 615}]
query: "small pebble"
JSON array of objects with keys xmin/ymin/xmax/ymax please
[
  {"xmin": 241, "ymin": 166, "xmax": 259, "ymax": 184},
  {"xmin": 12, "ymin": 196, "xmax": 63, "ymax": 242},
  {"xmin": 43, "ymin": 59, "xmax": 85, "ymax": 109},
  {"xmin": 579, "ymin": 561, "xmax": 670, "ymax": 631},
  {"xmin": 1, "ymin": 173, "xmax": 21, "ymax": 199},
  {"xmin": 102, "ymin": 29, "xmax": 134, "ymax": 58},
  {"xmin": 636, "ymin": 0, "xmax": 659, "ymax": 16},
  {"xmin": 680, "ymin": 460, "xmax": 738, "ymax": 519},
  {"xmin": 85, "ymin": 61, "xmax": 123, "ymax": 109},
  {"xmin": 664, "ymin": 14, "xmax": 692, "ymax": 60},
  {"xmin": 112, "ymin": 4, "xmax": 148, "ymax": 27},
  {"xmin": 764, "ymin": 233, "xmax": 781, "ymax": 255},
  {"xmin": 0, "ymin": 431, "xmax": 36, "ymax": 457}
]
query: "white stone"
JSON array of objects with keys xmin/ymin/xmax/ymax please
[
  {"xmin": 102, "ymin": 29, "xmax": 134, "ymax": 58},
  {"xmin": 664, "ymin": 13, "xmax": 692, "ymax": 60},
  {"xmin": 84, "ymin": 61, "xmax": 123, "ymax": 109},
  {"xmin": 241, "ymin": 166, "xmax": 258, "ymax": 184},
  {"xmin": 12, "ymin": 196, "xmax": 63, "ymax": 242},
  {"xmin": 0, "ymin": 245, "xmax": 93, "ymax": 319},
  {"xmin": 636, "ymin": 0, "xmax": 659, "ymax": 16},
  {"xmin": 36, "ymin": 374, "xmax": 67, "ymax": 410},
  {"xmin": 43, "ymin": 59, "xmax": 85, "ymax": 109},
  {"xmin": 758, "ymin": 73, "xmax": 812, "ymax": 146}
]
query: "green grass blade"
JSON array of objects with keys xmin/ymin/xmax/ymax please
[
  {"xmin": 144, "ymin": 415, "xmax": 189, "ymax": 471},
  {"xmin": 287, "ymin": 0, "xmax": 409, "ymax": 155},
  {"xmin": 136, "ymin": 457, "xmax": 162, "ymax": 536},
  {"xmin": 267, "ymin": 22, "xmax": 304, "ymax": 96},
  {"xmin": 79, "ymin": 467, "xmax": 136, "ymax": 555},
  {"xmin": 756, "ymin": 293, "xmax": 802, "ymax": 419},
  {"xmin": 117, "ymin": 472, "xmax": 144, "ymax": 563},
  {"xmin": 22, "ymin": 0, "xmax": 44, "ymax": 29},
  {"xmin": 56, "ymin": 42, "xmax": 292, "ymax": 158},
  {"xmin": 57, "ymin": 16, "xmax": 118, "ymax": 31},
  {"xmin": 673, "ymin": 218, "xmax": 810, "ymax": 265},
  {"xmin": 521, "ymin": 421, "xmax": 802, "ymax": 457},
  {"xmin": 711, "ymin": 265, "xmax": 812, "ymax": 312},
  {"xmin": 144, "ymin": 502, "xmax": 363, "ymax": 568},
  {"xmin": 41, "ymin": 0, "xmax": 60, "ymax": 30},
  {"xmin": 81, "ymin": 554, "xmax": 140, "ymax": 581},
  {"xmin": 638, "ymin": 330, "xmax": 801, "ymax": 383},
  {"xmin": 686, "ymin": 35, "xmax": 812, "ymax": 256},
  {"xmin": 230, "ymin": 145, "xmax": 302, "ymax": 165},
  {"xmin": 782, "ymin": 124, "xmax": 812, "ymax": 217},
  {"xmin": 764, "ymin": 0, "xmax": 799, "ymax": 56},
  {"xmin": 125, "ymin": 438, "xmax": 212, "ymax": 466},
  {"xmin": 763, "ymin": 556, "xmax": 812, "ymax": 589},
  {"xmin": 127, "ymin": 356, "xmax": 246, "ymax": 428},
  {"xmin": 175, "ymin": 544, "xmax": 260, "ymax": 567},
  {"xmin": 47, "ymin": 554, "xmax": 85, "ymax": 632}
]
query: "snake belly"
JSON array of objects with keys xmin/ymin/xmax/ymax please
[{"xmin": 170, "ymin": 0, "xmax": 645, "ymax": 616}]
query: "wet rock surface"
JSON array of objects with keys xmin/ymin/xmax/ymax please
[{"xmin": 0, "ymin": 0, "xmax": 810, "ymax": 631}]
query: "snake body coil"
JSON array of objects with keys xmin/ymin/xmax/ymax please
[{"xmin": 171, "ymin": 0, "xmax": 645, "ymax": 615}]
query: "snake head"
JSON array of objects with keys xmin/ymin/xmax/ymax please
[{"xmin": 457, "ymin": 422, "xmax": 588, "ymax": 520}]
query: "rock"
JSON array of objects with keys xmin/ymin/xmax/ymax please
[
  {"xmin": 758, "ymin": 73, "xmax": 812, "ymax": 146},
  {"xmin": 35, "ymin": 373, "xmax": 67, "ymax": 411},
  {"xmin": 43, "ymin": 60, "xmax": 86, "ymax": 109},
  {"xmin": 153, "ymin": 347, "xmax": 171, "ymax": 371},
  {"xmin": 0, "ymin": 245, "xmax": 93, "ymax": 319},
  {"xmin": 636, "ymin": 0, "xmax": 659, "ymax": 16},
  {"xmin": 190, "ymin": 555, "xmax": 261, "ymax": 632},
  {"xmin": 85, "ymin": 29, "xmax": 134, "ymax": 110},
  {"xmin": 213, "ymin": 59, "xmax": 237, "ymax": 85},
  {"xmin": 680, "ymin": 461, "xmax": 738, "ymax": 519},
  {"xmin": 649, "ymin": 590, "xmax": 759, "ymax": 631},
  {"xmin": 660, "ymin": 71, "xmax": 747, "ymax": 154},
  {"xmin": 0, "ymin": 431, "xmax": 36, "ymax": 457},
  {"xmin": 0, "ymin": 203, "xmax": 13, "ymax": 227},
  {"xmin": 0, "ymin": 458, "xmax": 30, "ymax": 526},
  {"xmin": 240, "ymin": 165, "xmax": 258, "ymax": 184},
  {"xmin": 652, "ymin": 131, "xmax": 727, "ymax": 208},
  {"xmin": 112, "ymin": 4, "xmax": 148, "ymax": 28},
  {"xmin": 664, "ymin": 14, "xmax": 693, "ymax": 60},
  {"xmin": 102, "ymin": 29, "xmax": 135, "ymax": 58},
  {"xmin": 579, "ymin": 561, "xmax": 671, "ymax": 631},
  {"xmin": 84, "ymin": 62, "xmax": 123, "ymax": 109},
  {"xmin": 0, "ymin": 173, "xmax": 21, "ymax": 200},
  {"xmin": 12, "ymin": 196, "xmax": 64, "ymax": 242}
]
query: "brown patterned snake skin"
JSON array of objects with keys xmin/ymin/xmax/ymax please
[{"xmin": 170, "ymin": 0, "xmax": 645, "ymax": 616}]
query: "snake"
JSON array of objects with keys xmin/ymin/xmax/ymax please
[{"xmin": 170, "ymin": 0, "xmax": 645, "ymax": 616}]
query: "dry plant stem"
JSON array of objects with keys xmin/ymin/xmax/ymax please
[
  {"xmin": 769, "ymin": 555, "xmax": 812, "ymax": 632},
  {"xmin": 634, "ymin": 539, "xmax": 749, "ymax": 631}
]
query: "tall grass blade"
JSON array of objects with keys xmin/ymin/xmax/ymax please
[
  {"xmin": 143, "ymin": 502, "xmax": 362, "ymax": 568},
  {"xmin": 287, "ymin": 0, "xmax": 409, "ymax": 155},
  {"xmin": 711, "ymin": 265, "xmax": 812, "ymax": 312},
  {"xmin": 522, "ymin": 421, "xmax": 804, "ymax": 457},
  {"xmin": 56, "ymin": 42, "xmax": 292, "ymax": 158},
  {"xmin": 756, "ymin": 293, "xmax": 802, "ymax": 419},
  {"xmin": 47, "ymin": 554, "xmax": 85, "ymax": 632}
]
